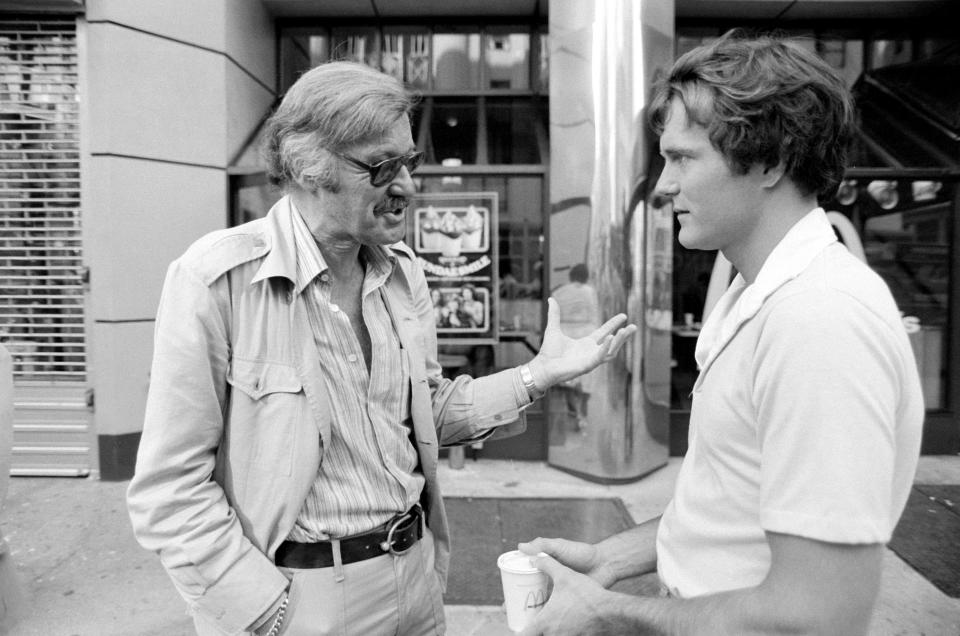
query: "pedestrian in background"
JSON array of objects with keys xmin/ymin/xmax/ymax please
[
  {"xmin": 126, "ymin": 61, "xmax": 635, "ymax": 636},
  {"xmin": 520, "ymin": 30, "xmax": 923, "ymax": 636}
]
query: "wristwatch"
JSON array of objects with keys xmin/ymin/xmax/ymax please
[{"xmin": 519, "ymin": 364, "xmax": 546, "ymax": 400}]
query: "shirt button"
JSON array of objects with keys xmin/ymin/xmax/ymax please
[
  {"xmin": 347, "ymin": 354, "xmax": 358, "ymax": 363},
  {"xmin": 494, "ymin": 414, "xmax": 503, "ymax": 421},
  {"xmin": 320, "ymin": 273, "xmax": 330, "ymax": 282},
  {"xmin": 330, "ymin": 303, "xmax": 339, "ymax": 312}
]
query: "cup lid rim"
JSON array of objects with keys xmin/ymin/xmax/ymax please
[{"xmin": 497, "ymin": 549, "xmax": 542, "ymax": 573}]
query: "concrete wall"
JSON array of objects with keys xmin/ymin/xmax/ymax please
[{"xmin": 81, "ymin": 0, "xmax": 276, "ymax": 479}]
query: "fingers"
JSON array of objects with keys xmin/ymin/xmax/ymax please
[
  {"xmin": 519, "ymin": 537, "xmax": 556, "ymax": 557},
  {"xmin": 592, "ymin": 323, "xmax": 637, "ymax": 363},
  {"xmin": 606, "ymin": 324, "xmax": 638, "ymax": 356},
  {"xmin": 591, "ymin": 313, "xmax": 628, "ymax": 342},
  {"xmin": 518, "ymin": 539, "xmax": 542, "ymax": 555},
  {"xmin": 531, "ymin": 553, "xmax": 563, "ymax": 578}
]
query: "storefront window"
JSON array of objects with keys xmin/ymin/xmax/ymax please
[
  {"xmin": 279, "ymin": 30, "xmax": 329, "ymax": 90},
  {"xmin": 486, "ymin": 99, "xmax": 544, "ymax": 164},
  {"xmin": 277, "ymin": 25, "xmax": 547, "ymax": 96},
  {"xmin": 432, "ymin": 32, "xmax": 481, "ymax": 90},
  {"xmin": 428, "ymin": 99, "xmax": 478, "ymax": 164},
  {"xmin": 858, "ymin": 179, "xmax": 952, "ymax": 410},
  {"xmin": 379, "ymin": 29, "xmax": 431, "ymax": 87},
  {"xmin": 484, "ymin": 29, "xmax": 530, "ymax": 90},
  {"xmin": 870, "ymin": 39, "xmax": 913, "ymax": 69},
  {"xmin": 417, "ymin": 175, "xmax": 544, "ymax": 338},
  {"xmin": 331, "ymin": 28, "xmax": 379, "ymax": 67}
]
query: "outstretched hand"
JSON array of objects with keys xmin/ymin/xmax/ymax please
[{"xmin": 528, "ymin": 297, "xmax": 637, "ymax": 389}]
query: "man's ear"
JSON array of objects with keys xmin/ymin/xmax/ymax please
[{"xmin": 757, "ymin": 160, "xmax": 786, "ymax": 189}]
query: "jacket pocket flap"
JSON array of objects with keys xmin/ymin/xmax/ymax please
[{"xmin": 227, "ymin": 358, "xmax": 302, "ymax": 400}]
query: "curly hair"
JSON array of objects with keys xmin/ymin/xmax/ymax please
[
  {"xmin": 262, "ymin": 61, "xmax": 417, "ymax": 193},
  {"xmin": 649, "ymin": 30, "xmax": 854, "ymax": 198}
]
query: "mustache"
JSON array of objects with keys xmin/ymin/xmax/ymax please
[{"xmin": 375, "ymin": 195, "xmax": 409, "ymax": 214}]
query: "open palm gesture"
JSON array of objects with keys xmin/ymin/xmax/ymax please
[{"xmin": 527, "ymin": 298, "xmax": 637, "ymax": 389}]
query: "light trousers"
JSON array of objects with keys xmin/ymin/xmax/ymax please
[{"xmin": 275, "ymin": 527, "xmax": 445, "ymax": 636}]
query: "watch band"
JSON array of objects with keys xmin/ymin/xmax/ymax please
[{"xmin": 519, "ymin": 364, "xmax": 546, "ymax": 400}]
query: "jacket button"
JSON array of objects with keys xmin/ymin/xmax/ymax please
[{"xmin": 494, "ymin": 414, "xmax": 502, "ymax": 421}]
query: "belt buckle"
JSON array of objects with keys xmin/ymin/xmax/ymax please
[{"xmin": 379, "ymin": 511, "xmax": 415, "ymax": 556}]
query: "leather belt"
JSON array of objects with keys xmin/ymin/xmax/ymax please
[{"xmin": 275, "ymin": 505, "xmax": 423, "ymax": 569}]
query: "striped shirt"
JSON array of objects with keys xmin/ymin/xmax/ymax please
[{"xmin": 287, "ymin": 206, "xmax": 424, "ymax": 540}]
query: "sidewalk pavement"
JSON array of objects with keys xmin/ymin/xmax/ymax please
[{"xmin": 1, "ymin": 456, "xmax": 958, "ymax": 635}]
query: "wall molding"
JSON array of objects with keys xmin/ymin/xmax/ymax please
[{"xmin": 87, "ymin": 18, "xmax": 275, "ymax": 96}]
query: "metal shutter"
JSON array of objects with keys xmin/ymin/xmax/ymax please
[{"xmin": 0, "ymin": 17, "xmax": 91, "ymax": 476}]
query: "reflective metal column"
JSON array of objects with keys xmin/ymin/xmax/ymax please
[{"xmin": 546, "ymin": 0, "xmax": 674, "ymax": 482}]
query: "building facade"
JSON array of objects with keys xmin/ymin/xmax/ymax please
[{"xmin": 0, "ymin": 0, "xmax": 956, "ymax": 480}]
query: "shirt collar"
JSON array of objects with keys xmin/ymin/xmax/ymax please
[
  {"xmin": 287, "ymin": 197, "xmax": 398, "ymax": 296},
  {"xmin": 694, "ymin": 207, "xmax": 837, "ymax": 368},
  {"xmin": 250, "ymin": 195, "xmax": 299, "ymax": 288},
  {"xmin": 747, "ymin": 206, "xmax": 838, "ymax": 305}
]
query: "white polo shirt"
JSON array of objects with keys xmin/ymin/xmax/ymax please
[{"xmin": 657, "ymin": 208, "xmax": 924, "ymax": 598}]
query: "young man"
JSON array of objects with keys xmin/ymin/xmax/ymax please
[
  {"xmin": 520, "ymin": 31, "xmax": 923, "ymax": 636},
  {"xmin": 126, "ymin": 61, "xmax": 635, "ymax": 636}
]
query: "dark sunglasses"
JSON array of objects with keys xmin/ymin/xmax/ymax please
[{"xmin": 338, "ymin": 150, "xmax": 425, "ymax": 187}]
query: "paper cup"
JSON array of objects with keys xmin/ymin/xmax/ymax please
[{"xmin": 497, "ymin": 550, "xmax": 550, "ymax": 633}]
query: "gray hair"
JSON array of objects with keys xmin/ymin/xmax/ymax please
[{"xmin": 263, "ymin": 61, "xmax": 417, "ymax": 193}]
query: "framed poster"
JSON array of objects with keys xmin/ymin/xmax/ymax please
[{"xmin": 408, "ymin": 192, "xmax": 499, "ymax": 343}]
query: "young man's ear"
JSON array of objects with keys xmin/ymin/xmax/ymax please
[{"xmin": 758, "ymin": 160, "xmax": 786, "ymax": 189}]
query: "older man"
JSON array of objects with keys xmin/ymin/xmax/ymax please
[{"xmin": 127, "ymin": 61, "xmax": 635, "ymax": 636}]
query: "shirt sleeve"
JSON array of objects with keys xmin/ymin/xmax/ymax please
[
  {"xmin": 401, "ymin": 256, "xmax": 531, "ymax": 447},
  {"xmin": 753, "ymin": 289, "xmax": 904, "ymax": 544},
  {"xmin": 126, "ymin": 259, "xmax": 288, "ymax": 634}
]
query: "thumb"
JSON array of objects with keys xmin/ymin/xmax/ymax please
[
  {"xmin": 519, "ymin": 538, "xmax": 558, "ymax": 558},
  {"xmin": 544, "ymin": 297, "xmax": 560, "ymax": 333},
  {"xmin": 531, "ymin": 553, "xmax": 565, "ymax": 578}
]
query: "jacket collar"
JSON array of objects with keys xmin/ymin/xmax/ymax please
[{"xmin": 694, "ymin": 207, "xmax": 838, "ymax": 372}]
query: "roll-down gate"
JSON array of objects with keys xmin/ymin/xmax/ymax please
[{"xmin": 0, "ymin": 17, "xmax": 91, "ymax": 476}]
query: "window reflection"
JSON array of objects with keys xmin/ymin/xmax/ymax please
[
  {"xmin": 432, "ymin": 33, "xmax": 480, "ymax": 90},
  {"xmin": 407, "ymin": 33, "xmax": 431, "ymax": 88},
  {"xmin": 826, "ymin": 178, "xmax": 952, "ymax": 411},
  {"xmin": 484, "ymin": 30, "xmax": 530, "ymax": 89},
  {"xmin": 418, "ymin": 175, "xmax": 544, "ymax": 333},
  {"xmin": 487, "ymin": 99, "xmax": 541, "ymax": 163},
  {"xmin": 379, "ymin": 29, "xmax": 431, "ymax": 88},
  {"xmin": 429, "ymin": 100, "xmax": 478, "ymax": 164},
  {"xmin": 871, "ymin": 39, "xmax": 913, "ymax": 69},
  {"xmin": 331, "ymin": 29, "xmax": 378, "ymax": 66},
  {"xmin": 862, "ymin": 186, "xmax": 950, "ymax": 410},
  {"xmin": 537, "ymin": 29, "xmax": 549, "ymax": 93}
]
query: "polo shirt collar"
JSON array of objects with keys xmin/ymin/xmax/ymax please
[{"xmin": 695, "ymin": 207, "xmax": 838, "ymax": 370}]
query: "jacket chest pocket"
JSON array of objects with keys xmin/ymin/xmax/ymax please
[{"xmin": 225, "ymin": 358, "xmax": 303, "ymax": 473}]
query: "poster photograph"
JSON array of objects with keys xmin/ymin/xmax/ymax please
[{"xmin": 408, "ymin": 192, "xmax": 499, "ymax": 342}]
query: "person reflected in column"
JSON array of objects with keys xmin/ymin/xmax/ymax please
[{"xmin": 550, "ymin": 263, "xmax": 601, "ymax": 438}]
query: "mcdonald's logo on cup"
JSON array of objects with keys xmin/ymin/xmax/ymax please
[
  {"xmin": 525, "ymin": 588, "xmax": 549, "ymax": 610},
  {"xmin": 498, "ymin": 550, "xmax": 551, "ymax": 633}
]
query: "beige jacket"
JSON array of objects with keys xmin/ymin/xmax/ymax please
[{"xmin": 127, "ymin": 196, "xmax": 527, "ymax": 634}]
